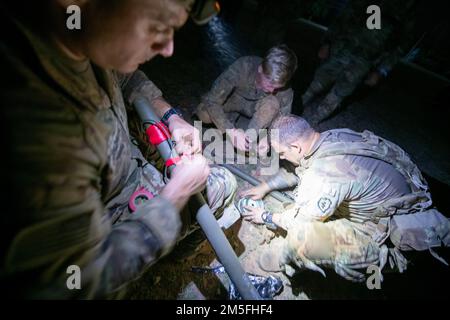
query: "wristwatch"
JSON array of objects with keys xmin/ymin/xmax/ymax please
[
  {"xmin": 161, "ymin": 108, "xmax": 183, "ymax": 127},
  {"xmin": 261, "ymin": 211, "xmax": 277, "ymax": 230}
]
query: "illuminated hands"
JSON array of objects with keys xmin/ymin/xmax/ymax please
[
  {"xmin": 241, "ymin": 206, "xmax": 265, "ymax": 225},
  {"xmin": 160, "ymin": 154, "xmax": 210, "ymax": 210},
  {"xmin": 227, "ymin": 128, "xmax": 251, "ymax": 151},
  {"xmin": 168, "ymin": 115, "xmax": 202, "ymax": 156},
  {"xmin": 257, "ymin": 135, "xmax": 270, "ymax": 156}
]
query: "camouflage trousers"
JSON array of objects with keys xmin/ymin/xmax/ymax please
[
  {"xmin": 307, "ymin": 51, "xmax": 371, "ymax": 99},
  {"xmin": 196, "ymin": 93, "xmax": 282, "ymax": 130},
  {"xmin": 280, "ymin": 219, "xmax": 381, "ymax": 282}
]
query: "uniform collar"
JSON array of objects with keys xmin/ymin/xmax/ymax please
[
  {"xmin": 304, "ymin": 132, "xmax": 331, "ymax": 159},
  {"xmin": 297, "ymin": 131, "xmax": 332, "ymax": 172}
]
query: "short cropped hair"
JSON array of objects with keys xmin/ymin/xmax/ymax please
[
  {"xmin": 262, "ymin": 45, "xmax": 298, "ymax": 86},
  {"xmin": 269, "ymin": 115, "xmax": 315, "ymax": 145}
]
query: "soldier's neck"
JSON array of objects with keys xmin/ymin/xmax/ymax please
[{"xmin": 304, "ymin": 132, "xmax": 321, "ymax": 156}]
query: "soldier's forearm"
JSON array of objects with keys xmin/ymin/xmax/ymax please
[
  {"xmin": 265, "ymin": 168, "xmax": 299, "ymax": 191},
  {"xmin": 96, "ymin": 197, "xmax": 180, "ymax": 297},
  {"xmin": 151, "ymin": 97, "xmax": 172, "ymax": 118}
]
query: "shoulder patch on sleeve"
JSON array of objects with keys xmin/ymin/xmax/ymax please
[{"xmin": 317, "ymin": 197, "xmax": 332, "ymax": 213}]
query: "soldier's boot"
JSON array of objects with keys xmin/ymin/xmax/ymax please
[
  {"xmin": 302, "ymin": 81, "xmax": 325, "ymax": 106},
  {"xmin": 309, "ymin": 91, "xmax": 343, "ymax": 126}
]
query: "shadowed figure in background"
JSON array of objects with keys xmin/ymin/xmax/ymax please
[{"xmin": 302, "ymin": 0, "xmax": 416, "ymax": 126}]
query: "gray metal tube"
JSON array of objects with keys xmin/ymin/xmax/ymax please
[
  {"xmin": 220, "ymin": 164, "xmax": 294, "ymax": 203},
  {"xmin": 133, "ymin": 97, "xmax": 261, "ymax": 300}
]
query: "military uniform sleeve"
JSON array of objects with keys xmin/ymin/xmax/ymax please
[
  {"xmin": 276, "ymin": 169, "xmax": 348, "ymax": 229},
  {"xmin": 202, "ymin": 57, "xmax": 250, "ymax": 132},
  {"xmin": 2, "ymin": 97, "xmax": 180, "ymax": 299},
  {"xmin": 116, "ymin": 70, "xmax": 163, "ymax": 105},
  {"xmin": 265, "ymin": 168, "xmax": 299, "ymax": 191}
]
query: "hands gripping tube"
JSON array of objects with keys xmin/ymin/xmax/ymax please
[{"xmin": 132, "ymin": 96, "xmax": 262, "ymax": 300}]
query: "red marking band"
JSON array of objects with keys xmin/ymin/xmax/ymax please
[
  {"xmin": 146, "ymin": 122, "xmax": 171, "ymax": 145},
  {"xmin": 165, "ymin": 157, "xmax": 181, "ymax": 168}
]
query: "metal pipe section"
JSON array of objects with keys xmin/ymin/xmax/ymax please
[
  {"xmin": 133, "ymin": 96, "xmax": 261, "ymax": 300},
  {"xmin": 220, "ymin": 164, "xmax": 294, "ymax": 203}
]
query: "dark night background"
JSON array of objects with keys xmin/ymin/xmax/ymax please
[{"xmin": 130, "ymin": 0, "xmax": 450, "ymax": 299}]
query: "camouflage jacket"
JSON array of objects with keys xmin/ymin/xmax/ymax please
[
  {"xmin": 0, "ymin": 14, "xmax": 180, "ymax": 298},
  {"xmin": 323, "ymin": 0, "xmax": 416, "ymax": 73},
  {"xmin": 201, "ymin": 56, "xmax": 294, "ymax": 132},
  {"xmin": 277, "ymin": 129, "xmax": 432, "ymax": 245}
]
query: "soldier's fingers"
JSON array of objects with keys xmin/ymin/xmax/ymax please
[
  {"xmin": 191, "ymin": 135, "xmax": 202, "ymax": 154},
  {"xmin": 240, "ymin": 189, "xmax": 255, "ymax": 197},
  {"xmin": 243, "ymin": 205, "xmax": 257, "ymax": 213},
  {"xmin": 174, "ymin": 142, "xmax": 187, "ymax": 156}
]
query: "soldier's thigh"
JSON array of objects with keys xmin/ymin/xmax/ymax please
[
  {"xmin": 334, "ymin": 59, "xmax": 371, "ymax": 96},
  {"xmin": 205, "ymin": 166, "xmax": 237, "ymax": 213},
  {"xmin": 287, "ymin": 219, "xmax": 379, "ymax": 265},
  {"xmin": 313, "ymin": 57, "xmax": 346, "ymax": 87},
  {"xmin": 195, "ymin": 102, "xmax": 213, "ymax": 123}
]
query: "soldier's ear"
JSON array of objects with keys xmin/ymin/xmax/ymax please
[{"xmin": 289, "ymin": 141, "xmax": 302, "ymax": 154}]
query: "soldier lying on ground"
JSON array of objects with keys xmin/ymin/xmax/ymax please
[
  {"xmin": 0, "ymin": 0, "xmax": 237, "ymax": 299},
  {"xmin": 241, "ymin": 115, "xmax": 449, "ymax": 282},
  {"xmin": 195, "ymin": 45, "xmax": 298, "ymax": 151},
  {"xmin": 302, "ymin": 0, "xmax": 416, "ymax": 126}
]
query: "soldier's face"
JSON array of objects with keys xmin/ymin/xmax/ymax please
[
  {"xmin": 256, "ymin": 66, "xmax": 284, "ymax": 94},
  {"xmin": 80, "ymin": 0, "xmax": 188, "ymax": 73},
  {"xmin": 271, "ymin": 141, "xmax": 302, "ymax": 166}
]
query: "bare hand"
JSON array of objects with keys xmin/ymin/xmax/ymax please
[
  {"xmin": 364, "ymin": 71, "xmax": 382, "ymax": 87},
  {"xmin": 318, "ymin": 44, "xmax": 330, "ymax": 60},
  {"xmin": 160, "ymin": 154, "xmax": 210, "ymax": 210},
  {"xmin": 228, "ymin": 129, "xmax": 251, "ymax": 151},
  {"xmin": 239, "ymin": 182, "xmax": 270, "ymax": 200},
  {"xmin": 241, "ymin": 206, "xmax": 265, "ymax": 224},
  {"xmin": 257, "ymin": 136, "xmax": 270, "ymax": 156},
  {"xmin": 169, "ymin": 115, "xmax": 202, "ymax": 156}
]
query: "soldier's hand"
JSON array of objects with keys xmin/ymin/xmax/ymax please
[
  {"xmin": 241, "ymin": 206, "xmax": 265, "ymax": 224},
  {"xmin": 160, "ymin": 154, "xmax": 210, "ymax": 210},
  {"xmin": 228, "ymin": 128, "xmax": 250, "ymax": 151},
  {"xmin": 168, "ymin": 115, "xmax": 202, "ymax": 156},
  {"xmin": 174, "ymin": 154, "xmax": 210, "ymax": 194},
  {"xmin": 318, "ymin": 44, "xmax": 330, "ymax": 60},
  {"xmin": 257, "ymin": 136, "xmax": 270, "ymax": 156},
  {"xmin": 240, "ymin": 182, "xmax": 270, "ymax": 200}
]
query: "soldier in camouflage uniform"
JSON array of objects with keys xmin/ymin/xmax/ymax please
[
  {"xmin": 196, "ymin": 45, "xmax": 298, "ymax": 151},
  {"xmin": 0, "ymin": 0, "xmax": 236, "ymax": 299},
  {"xmin": 242, "ymin": 115, "xmax": 446, "ymax": 282},
  {"xmin": 302, "ymin": 0, "xmax": 416, "ymax": 125}
]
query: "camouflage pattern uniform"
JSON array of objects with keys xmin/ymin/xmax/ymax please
[
  {"xmin": 265, "ymin": 129, "xmax": 435, "ymax": 281},
  {"xmin": 303, "ymin": 0, "xmax": 415, "ymax": 125},
  {"xmin": 0, "ymin": 15, "xmax": 236, "ymax": 298},
  {"xmin": 196, "ymin": 56, "xmax": 294, "ymax": 132}
]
